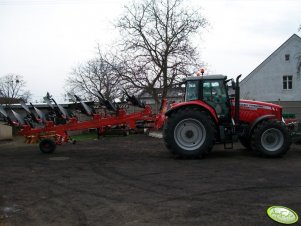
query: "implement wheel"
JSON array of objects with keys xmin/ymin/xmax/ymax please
[
  {"xmin": 163, "ymin": 108, "xmax": 216, "ymax": 157},
  {"xmin": 251, "ymin": 120, "xmax": 291, "ymax": 157},
  {"xmin": 39, "ymin": 139, "xmax": 56, "ymax": 154}
]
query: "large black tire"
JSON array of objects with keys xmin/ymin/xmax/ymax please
[
  {"xmin": 239, "ymin": 136, "xmax": 251, "ymax": 149},
  {"xmin": 163, "ymin": 122, "xmax": 175, "ymax": 154},
  {"xmin": 39, "ymin": 139, "xmax": 56, "ymax": 154},
  {"xmin": 163, "ymin": 108, "xmax": 216, "ymax": 157},
  {"xmin": 250, "ymin": 120, "xmax": 291, "ymax": 157}
]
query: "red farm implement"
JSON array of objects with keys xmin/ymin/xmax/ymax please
[{"xmin": 0, "ymin": 91, "xmax": 167, "ymax": 153}]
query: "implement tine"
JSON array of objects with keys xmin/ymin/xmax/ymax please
[
  {"xmin": 11, "ymin": 110, "xmax": 25, "ymax": 125},
  {"xmin": 0, "ymin": 105, "xmax": 16, "ymax": 126},
  {"xmin": 51, "ymin": 98, "xmax": 69, "ymax": 118},
  {"xmin": 30, "ymin": 103, "xmax": 46, "ymax": 122},
  {"xmin": 67, "ymin": 92, "xmax": 77, "ymax": 103},
  {"xmin": 43, "ymin": 97, "xmax": 55, "ymax": 109},
  {"xmin": 74, "ymin": 95, "xmax": 93, "ymax": 115},
  {"xmin": 0, "ymin": 104, "xmax": 8, "ymax": 118},
  {"xmin": 20, "ymin": 100, "xmax": 31, "ymax": 113}
]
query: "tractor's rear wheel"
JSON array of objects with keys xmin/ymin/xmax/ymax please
[
  {"xmin": 251, "ymin": 120, "xmax": 291, "ymax": 157},
  {"xmin": 163, "ymin": 108, "xmax": 216, "ymax": 157},
  {"xmin": 39, "ymin": 139, "xmax": 56, "ymax": 154}
]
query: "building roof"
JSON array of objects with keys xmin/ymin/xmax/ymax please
[
  {"xmin": 0, "ymin": 97, "xmax": 22, "ymax": 105},
  {"xmin": 241, "ymin": 34, "xmax": 301, "ymax": 85},
  {"xmin": 8, "ymin": 102, "xmax": 73, "ymax": 109}
]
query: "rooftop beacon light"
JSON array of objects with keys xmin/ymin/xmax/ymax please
[
  {"xmin": 196, "ymin": 68, "xmax": 205, "ymax": 77},
  {"xmin": 200, "ymin": 68, "xmax": 205, "ymax": 76}
]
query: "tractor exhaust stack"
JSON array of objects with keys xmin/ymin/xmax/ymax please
[{"xmin": 234, "ymin": 74, "xmax": 242, "ymax": 124}]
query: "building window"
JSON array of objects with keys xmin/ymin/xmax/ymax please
[
  {"xmin": 285, "ymin": 54, "xmax": 290, "ymax": 61},
  {"xmin": 283, "ymin": 75, "xmax": 292, "ymax": 90}
]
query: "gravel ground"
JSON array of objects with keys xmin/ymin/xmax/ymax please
[{"xmin": 0, "ymin": 135, "xmax": 301, "ymax": 226}]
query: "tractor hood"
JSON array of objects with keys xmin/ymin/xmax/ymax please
[
  {"xmin": 232, "ymin": 99, "xmax": 283, "ymax": 123},
  {"xmin": 237, "ymin": 99, "xmax": 282, "ymax": 111}
]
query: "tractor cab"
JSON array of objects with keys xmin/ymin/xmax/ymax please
[{"xmin": 184, "ymin": 75, "xmax": 231, "ymax": 121}]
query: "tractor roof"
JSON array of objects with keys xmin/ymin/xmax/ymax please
[{"xmin": 184, "ymin": 74, "xmax": 227, "ymax": 81}]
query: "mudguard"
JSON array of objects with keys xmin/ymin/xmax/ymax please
[
  {"xmin": 165, "ymin": 100, "xmax": 218, "ymax": 123},
  {"xmin": 248, "ymin": 114, "xmax": 276, "ymax": 136}
]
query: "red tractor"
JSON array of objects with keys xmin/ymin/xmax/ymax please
[{"xmin": 163, "ymin": 74, "xmax": 293, "ymax": 157}]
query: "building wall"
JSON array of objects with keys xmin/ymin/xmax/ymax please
[
  {"xmin": 140, "ymin": 96, "xmax": 183, "ymax": 113},
  {"xmin": 0, "ymin": 123, "xmax": 12, "ymax": 140},
  {"xmin": 241, "ymin": 35, "xmax": 301, "ymax": 102},
  {"xmin": 268, "ymin": 100, "xmax": 301, "ymax": 120}
]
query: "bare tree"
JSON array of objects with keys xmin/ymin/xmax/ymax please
[
  {"xmin": 116, "ymin": 0, "xmax": 208, "ymax": 107},
  {"xmin": 0, "ymin": 74, "xmax": 31, "ymax": 104},
  {"xmin": 66, "ymin": 51, "xmax": 122, "ymax": 101}
]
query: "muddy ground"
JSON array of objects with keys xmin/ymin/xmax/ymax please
[{"xmin": 0, "ymin": 135, "xmax": 301, "ymax": 226}]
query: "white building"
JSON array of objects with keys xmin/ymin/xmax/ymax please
[{"xmin": 240, "ymin": 34, "xmax": 301, "ymax": 119}]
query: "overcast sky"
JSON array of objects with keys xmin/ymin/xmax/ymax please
[{"xmin": 0, "ymin": 0, "xmax": 300, "ymax": 102}]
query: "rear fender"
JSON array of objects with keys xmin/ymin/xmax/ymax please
[{"xmin": 165, "ymin": 101, "xmax": 219, "ymax": 124}]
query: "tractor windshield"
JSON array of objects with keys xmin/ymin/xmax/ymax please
[{"xmin": 185, "ymin": 80, "xmax": 199, "ymax": 101}]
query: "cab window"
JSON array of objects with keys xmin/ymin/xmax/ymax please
[
  {"xmin": 185, "ymin": 81, "xmax": 198, "ymax": 101},
  {"xmin": 203, "ymin": 80, "xmax": 226, "ymax": 101}
]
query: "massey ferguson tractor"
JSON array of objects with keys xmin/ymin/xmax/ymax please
[{"xmin": 163, "ymin": 74, "xmax": 294, "ymax": 158}]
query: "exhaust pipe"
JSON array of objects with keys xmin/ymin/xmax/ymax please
[{"xmin": 234, "ymin": 74, "xmax": 242, "ymax": 124}]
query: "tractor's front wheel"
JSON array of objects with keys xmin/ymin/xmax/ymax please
[
  {"xmin": 163, "ymin": 108, "xmax": 215, "ymax": 157},
  {"xmin": 251, "ymin": 120, "xmax": 291, "ymax": 157},
  {"xmin": 39, "ymin": 139, "xmax": 56, "ymax": 154}
]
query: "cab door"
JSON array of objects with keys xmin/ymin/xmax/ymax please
[{"xmin": 202, "ymin": 80, "xmax": 229, "ymax": 119}]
